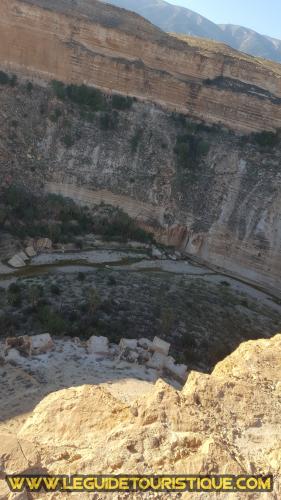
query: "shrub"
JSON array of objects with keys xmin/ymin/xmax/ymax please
[
  {"xmin": 62, "ymin": 134, "xmax": 74, "ymax": 147},
  {"xmin": 8, "ymin": 283, "xmax": 21, "ymax": 295},
  {"xmin": 78, "ymin": 272, "xmax": 86, "ymax": 282},
  {"xmin": 50, "ymin": 284, "xmax": 61, "ymax": 296},
  {"xmin": 253, "ymin": 131, "xmax": 279, "ymax": 147},
  {"xmin": 130, "ymin": 128, "xmax": 142, "ymax": 153},
  {"xmin": 112, "ymin": 94, "xmax": 133, "ymax": 110},
  {"xmin": 100, "ymin": 111, "xmax": 118, "ymax": 130},
  {"xmin": 7, "ymin": 291, "xmax": 22, "ymax": 307},
  {"xmin": 0, "ymin": 70, "xmax": 10, "ymax": 85},
  {"xmin": 26, "ymin": 81, "xmax": 33, "ymax": 93},
  {"xmin": 49, "ymin": 108, "xmax": 62, "ymax": 123},
  {"xmin": 37, "ymin": 306, "xmax": 68, "ymax": 335}
]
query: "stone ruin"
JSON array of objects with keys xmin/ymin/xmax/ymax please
[{"xmin": 3, "ymin": 333, "xmax": 188, "ymax": 383}]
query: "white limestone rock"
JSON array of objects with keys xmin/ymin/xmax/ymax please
[
  {"xmin": 151, "ymin": 336, "xmax": 170, "ymax": 356},
  {"xmin": 147, "ymin": 351, "xmax": 167, "ymax": 370},
  {"xmin": 165, "ymin": 360, "xmax": 188, "ymax": 382},
  {"xmin": 119, "ymin": 338, "xmax": 138, "ymax": 350},
  {"xmin": 25, "ymin": 246, "xmax": 36, "ymax": 257},
  {"xmin": 151, "ymin": 246, "xmax": 164, "ymax": 259},
  {"xmin": 88, "ymin": 336, "xmax": 109, "ymax": 355},
  {"xmin": 137, "ymin": 338, "xmax": 153, "ymax": 350},
  {"xmin": 30, "ymin": 333, "xmax": 54, "ymax": 355},
  {"xmin": 8, "ymin": 254, "xmax": 26, "ymax": 268},
  {"xmin": 5, "ymin": 348, "xmax": 23, "ymax": 364}
]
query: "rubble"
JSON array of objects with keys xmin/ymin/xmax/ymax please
[{"xmin": 3, "ymin": 333, "xmax": 188, "ymax": 383}]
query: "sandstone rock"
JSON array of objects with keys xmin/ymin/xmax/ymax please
[
  {"xmin": 30, "ymin": 333, "xmax": 54, "ymax": 355},
  {"xmin": 35, "ymin": 238, "xmax": 52, "ymax": 252},
  {"xmin": 5, "ymin": 336, "xmax": 31, "ymax": 356},
  {"xmin": 87, "ymin": 335, "xmax": 109, "ymax": 355},
  {"xmin": 151, "ymin": 336, "xmax": 170, "ymax": 356},
  {"xmin": 0, "ymin": 433, "xmax": 40, "ymax": 474}
]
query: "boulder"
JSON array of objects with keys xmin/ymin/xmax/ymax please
[
  {"xmin": 151, "ymin": 336, "xmax": 170, "ymax": 356},
  {"xmin": 5, "ymin": 336, "xmax": 31, "ymax": 356},
  {"xmin": 30, "ymin": 333, "xmax": 54, "ymax": 355},
  {"xmin": 5, "ymin": 348, "xmax": 24, "ymax": 364},
  {"xmin": 35, "ymin": 238, "xmax": 52, "ymax": 252},
  {"xmin": 146, "ymin": 351, "xmax": 167, "ymax": 370},
  {"xmin": 137, "ymin": 338, "xmax": 153, "ymax": 350},
  {"xmin": 17, "ymin": 251, "xmax": 29, "ymax": 262},
  {"xmin": 25, "ymin": 245, "xmax": 36, "ymax": 257},
  {"xmin": 119, "ymin": 338, "xmax": 138, "ymax": 350},
  {"xmin": 121, "ymin": 347, "xmax": 139, "ymax": 363},
  {"xmin": 87, "ymin": 335, "xmax": 109, "ymax": 355},
  {"xmin": 8, "ymin": 254, "xmax": 26, "ymax": 268},
  {"xmin": 151, "ymin": 246, "xmax": 164, "ymax": 259},
  {"xmin": 165, "ymin": 360, "xmax": 188, "ymax": 383}
]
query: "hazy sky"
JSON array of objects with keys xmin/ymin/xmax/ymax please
[{"xmin": 168, "ymin": 0, "xmax": 281, "ymax": 39}]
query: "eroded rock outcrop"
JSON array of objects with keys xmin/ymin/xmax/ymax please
[
  {"xmin": 1, "ymin": 0, "xmax": 281, "ymax": 132},
  {"xmin": 1, "ymin": 334, "xmax": 279, "ymax": 498}
]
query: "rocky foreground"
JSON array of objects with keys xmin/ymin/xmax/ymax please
[{"xmin": 1, "ymin": 333, "xmax": 281, "ymax": 499}]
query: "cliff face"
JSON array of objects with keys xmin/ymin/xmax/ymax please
[
  {"xmin": 0, "ymin": 81, "xmax": 280, "ymax": 295},
  {"xmin": 1, "ymin": 0, "xmax": 281, "ymax": 132}
]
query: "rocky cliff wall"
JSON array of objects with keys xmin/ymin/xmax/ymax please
[
  {"xmin": 0, "ymin": 81, "xmax": 280, "ymax": 295},
  {"xmin": 1, "ymin": 0, "xmax": 281, "ymax": 132}
]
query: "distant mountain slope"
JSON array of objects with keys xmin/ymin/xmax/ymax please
[{"xmin": 104, "ymin": 0, "xmax": 281, "ymax": 64}]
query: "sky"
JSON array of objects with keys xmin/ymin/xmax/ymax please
[{"xmin": 167, "ymin": 0, "xmax": 281, "ymax": 40}]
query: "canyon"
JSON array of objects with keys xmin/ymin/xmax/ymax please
[
  {"xmin": 0, "ymin": 1, "xmax": 281, "ymax": 497},
  {"xmin": 0, "ymin": 0, "xmax": 281, "ymax": 295}
]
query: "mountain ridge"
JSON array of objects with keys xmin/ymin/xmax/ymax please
[{"xmin": 103, "ymin": 0, "xmax": 281, "ymax": 64}]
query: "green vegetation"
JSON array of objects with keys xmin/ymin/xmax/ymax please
[
  {"xmin": 49, "ymin": 108, "xmax": 62, "ymax": 123},
  {"xmin": 51, "ymin": 80, "xmax": 134, "ymax": 117},
  {"xmin": 0, "ymin": 185, "xmax": 153, "ymax": 244},
  {"xmin": 130, "ymin": 128, "xmax": 143, "ymax": 153},
  {"xmin": 252, "ymin": 130, "xmax": 279, "ymax": 148},
  {"xmin": 100, "ymin": 111, "xmax": 118, "ymax": 130},
  {"xmin": 26, "ymin": 81, "xmax": 33, "ymax": 93},
  {"xmin": 0, "ymin": 71, "xmax": 17, "ymax": 86},
  {"xmin": 174, "ymin": 133, "xmax": 209, "ymax": 172},
  {"xmin": 92, "ymin": 205, "xmax": 154, "ymax": 243},
  {"xmin": 51, "ymin": 80, "xmax": 107, "ymax": 112},
  {"xmin": 61, "ymin": 134, "xmax": 75, "ymax": 147},
  {"xmin": 37, "ymin": 305, "xmax": 68, "ymax": 335},
  {"xmin": 112, "ymin": 94, "xmax": 133, "ymax": 110}
]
